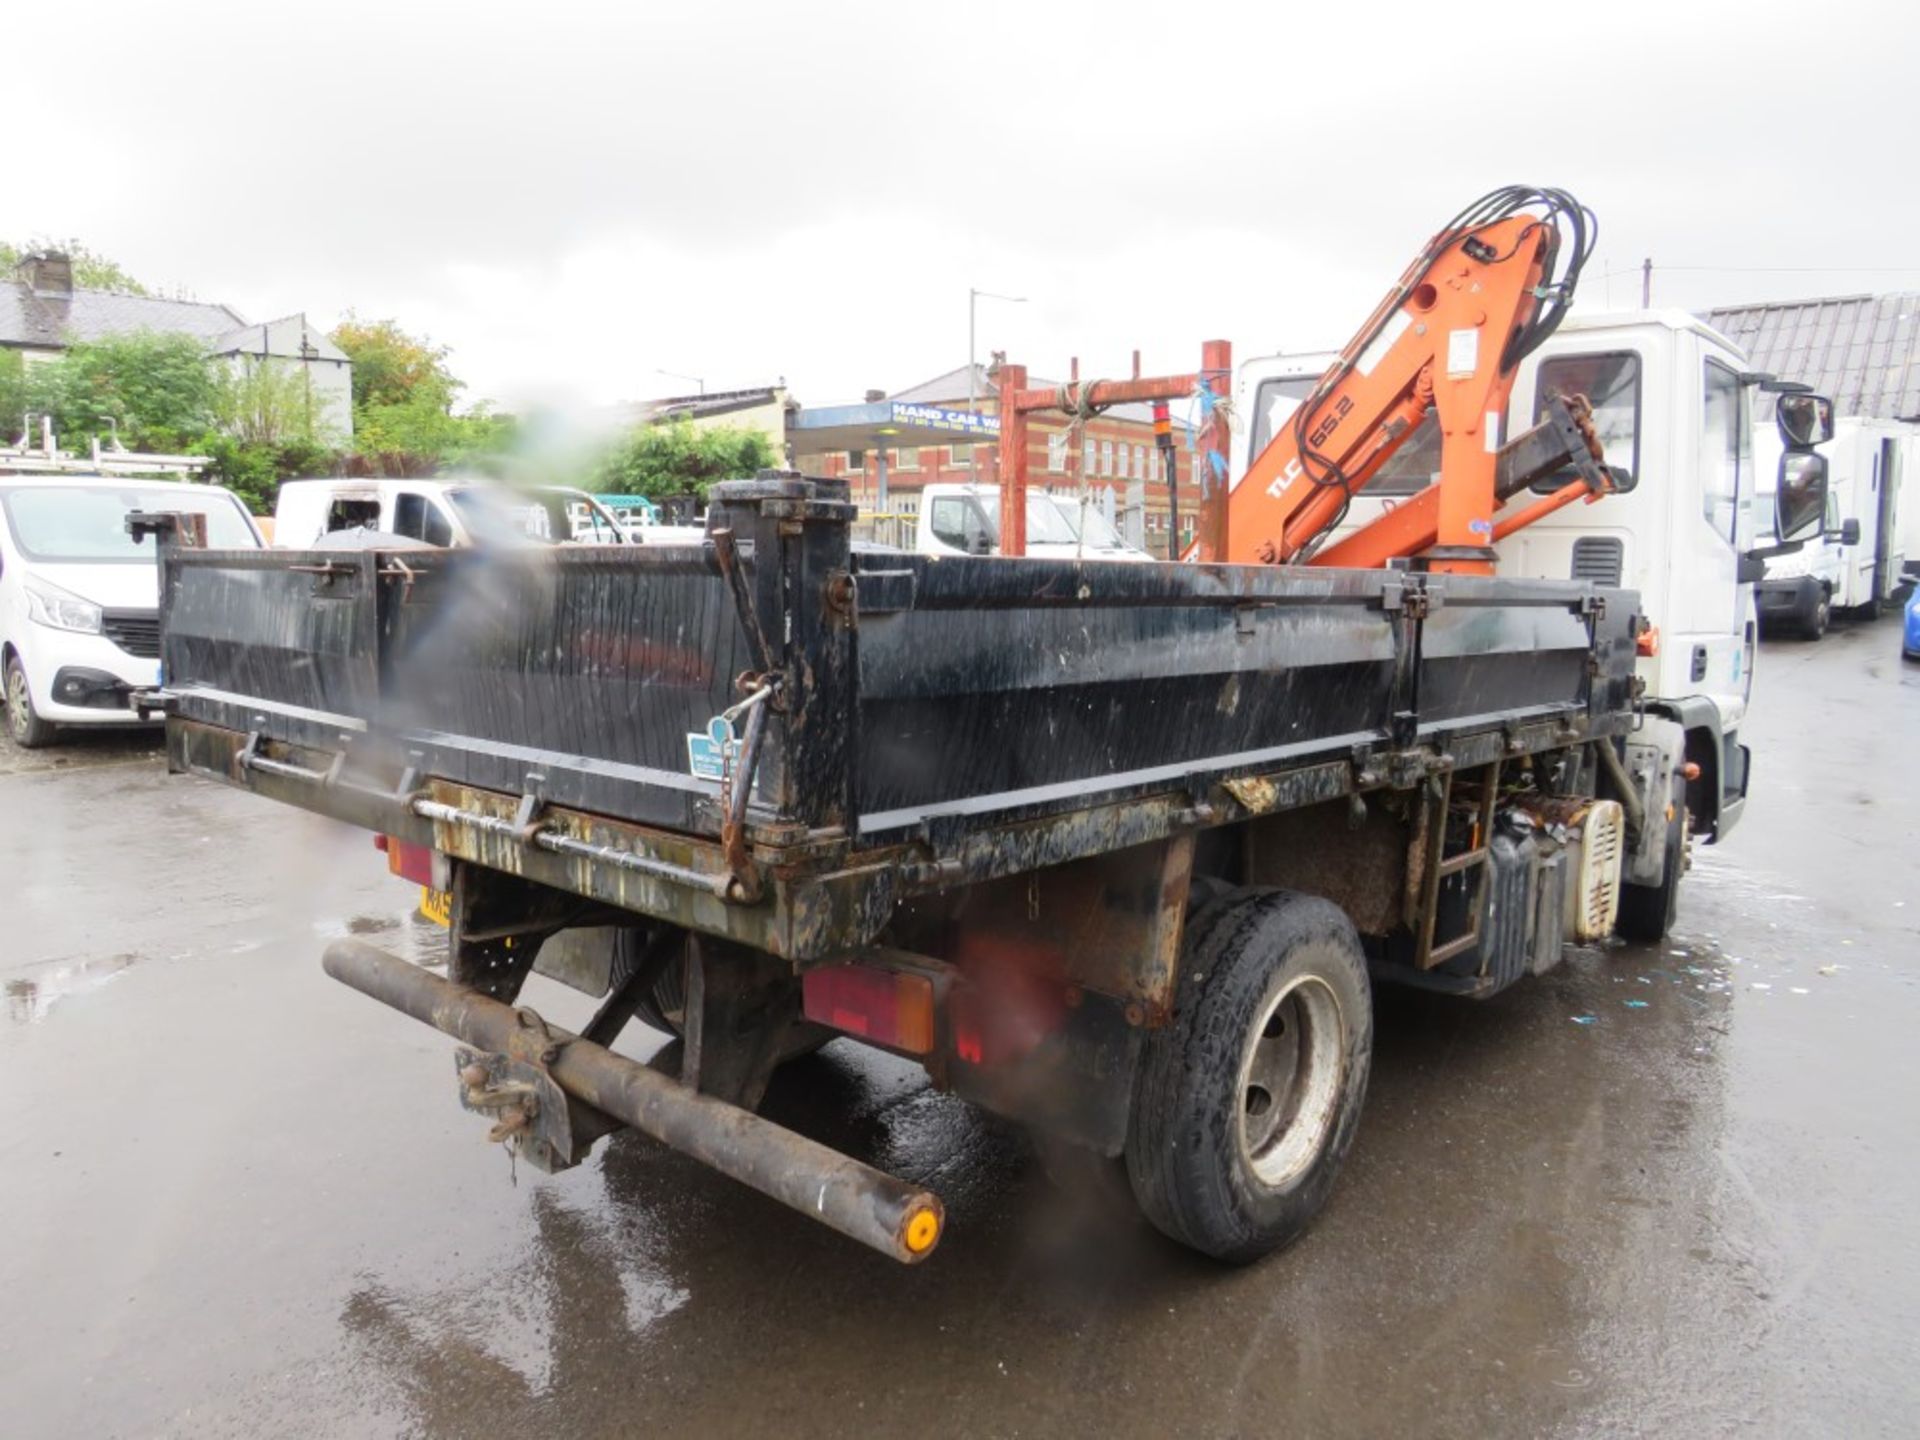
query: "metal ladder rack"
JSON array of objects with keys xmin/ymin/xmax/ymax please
[{"xmin": 1412, "ymin": 760, "xmax": 1503, "ymax": 970}]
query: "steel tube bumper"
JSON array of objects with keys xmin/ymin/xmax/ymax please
[{"xmin": 321, "ymin": 938, "xmax": 944, "ymax": 1264}]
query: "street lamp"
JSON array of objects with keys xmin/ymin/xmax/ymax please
[
  {"xmin": 656, "ymin": 368, "xmax": 706, "ymax": 395},
  {"xmin": 967, "ymin": 288, "xmax": 1026, "ymax": 414}
]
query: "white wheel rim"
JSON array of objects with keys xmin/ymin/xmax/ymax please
[
  {"xmin": 6, "ymin": 667, "xmax": 27, "ymax": 738},
  {"xmin": 1236, "ymin": 973, "xmax": 1345, "ymax": 1189}
]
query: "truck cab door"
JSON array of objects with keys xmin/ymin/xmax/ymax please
[{"xmin": 1671, "ymin": 357, "xmax": 1751, "ymax": 721}]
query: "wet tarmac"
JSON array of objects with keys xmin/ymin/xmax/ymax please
[{"xmin": 2, "ymin": 620, "xmax": 1916, "ymax": 1438}]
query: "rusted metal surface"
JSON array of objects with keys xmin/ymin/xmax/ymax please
[
  {"xmin": 172, "ymin": 704, "xmax": 1623, "ymax": 971},
  {"xmin": 1246, "ymin": 797, "xmax": 1411, "ymax": 938},
  {"xmin": 322, "ymin": 938, "xmax": 945, "ymax": 1264},
  {"xmin": 902, "ymin": 834, "xmax": 1196, "ymax": 1023},
  {"xmin": 1002, "ymin": 370, "xmax": 1218, "ymax": 413},
  {"xmin": 995, "ymin": 361, "xmax": 1030, "ymax": 556},
  {"xmin": 994, "ymin": 345, "xmax": 1229, "ymax": 559},
  {"xmin": 1193, "ymin": 338, "xmax": 1232, "ymax": 563}
]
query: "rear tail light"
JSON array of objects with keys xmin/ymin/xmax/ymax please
[
  {"xmin": 382, "ymin": 836, "xmax": 435, "ymax": 887},
  {"xmin": 802, "ymin": 964, "xmax": 936, "ymax": 1054}
]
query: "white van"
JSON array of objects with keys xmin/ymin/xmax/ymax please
[
  {"xmin": 273, "ymin": 477, "xmax": 634, "ymax": 549},
  {"xmin": 1753, "ymin": 415, "xmax": 1911, "ymax": 635},
  {"xmin": 0, "ymin": 475, "xmax": 263, "ymax": 747},
  {"xmin": 914, "ymin": 483, "xmax": 1153, "ymax": 561}
]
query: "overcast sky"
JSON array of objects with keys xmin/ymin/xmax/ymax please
[{"xmin": 13, "ymin": 1, "xmax": 1918, "ymax": 414}]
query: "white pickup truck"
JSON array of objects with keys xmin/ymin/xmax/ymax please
[
  {"xmin": 913, "ymin": 482, "xmax": 1152, "ymax": 561},
  {"xmin": 273, "ymin": 478, "xmax": 635, "ymax": 549}
]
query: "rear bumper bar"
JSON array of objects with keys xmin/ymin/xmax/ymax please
[{"xmin": 322, "ymin": 938, "xmax": 944, "ymax": 1264}]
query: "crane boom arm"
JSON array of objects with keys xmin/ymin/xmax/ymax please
[{"xmin": 1213, "ymin": 188, "xmax": 1597, "ymax": 574}]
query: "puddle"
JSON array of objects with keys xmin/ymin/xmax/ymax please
[{"xmin": 5, "ymin": 952, "xmax": 141, "ymax": 1024}]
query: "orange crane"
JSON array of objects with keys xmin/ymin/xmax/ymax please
[{"xmin": 1213, "ymin": 187, "xmax": 1609, "ymax": 574}]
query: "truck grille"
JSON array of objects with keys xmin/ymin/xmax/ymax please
[
  {"xmin": 1570, "ymin": 537, "xmax": 1623, "ymax": 587},
  {"xmin": 102, "ymin": 609, "xmax": 161, "ymax": 659}
]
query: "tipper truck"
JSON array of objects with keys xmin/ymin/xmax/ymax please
[{"xmin": 132, "ymin": 187, "xmax": 1832, "ymax": 1266}]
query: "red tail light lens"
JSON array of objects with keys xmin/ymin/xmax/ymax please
[
  {"xmin": 802, "ymin": 965, "xmax": 936, "ymax": 1054},
  {"xmin": 384, "ymin": 837, "xmax": 435, "ymax": 887}
]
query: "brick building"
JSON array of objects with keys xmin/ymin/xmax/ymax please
[{"xmin": 814, "ymin": 363, "xmax": 1205, "ymax": 557}]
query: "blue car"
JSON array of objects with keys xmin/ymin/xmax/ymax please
[{"xmin": 1906, "ymin": 587, "xmax": 1920, "ymax": 660}]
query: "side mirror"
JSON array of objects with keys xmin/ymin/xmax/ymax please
[
  {"xmin": 1774, "ymin": 451, "xmax": 1828, "ymax": 543},
  {"xmin": 1737, "ymin": 553, "xmax": 1767, "ymax": 584},
  {"xmin": 1836, "ymin": 517, "xmax": 1862, "ymax": 547},
  {"xmin": 1776, "ymin": 392, "xmax": 1836, "ymax": 449}
]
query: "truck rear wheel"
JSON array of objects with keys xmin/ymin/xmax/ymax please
[
  {"xmin": 1126, "ymin": 890, "xmax": 1372, "ymax": 1264},
  {"xmin": 1616, "ymin": 776, "xmax": 1688, "ymax": 942}
]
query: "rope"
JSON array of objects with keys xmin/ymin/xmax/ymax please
[
  {"xmin": 1052, "ymin": 381, "xmax": 1114, "ymax": 560},
  {"xmin": 1182, "ymin": 369, "xmax": 1236, "ymax": 500}
]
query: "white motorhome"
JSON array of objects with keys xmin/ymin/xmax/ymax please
[
  {"xmin": 1234, "ymin": 310, "xmax": 1829, "ymax": 880},
  {"xmin": 1752, "ymin": 415, "xmax": 1911, "ymax": 635},
  {"xmin": 273, "ymin": 478, "xmax": 634, "ymax": 549},
  {"xmin": 913, "ymin": 483, "xmax": 1152, "ymax": 562}
]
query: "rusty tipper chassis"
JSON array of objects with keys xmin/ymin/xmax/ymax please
[{"xmin": 136, "ymin": 475, "xmax": 1642, "ymax": 1264}]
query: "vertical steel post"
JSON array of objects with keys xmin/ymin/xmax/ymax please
[
  {"xmin": 997, "ymin": 363, "xmax": 1029, "ymax": 556},
  {"xmin": 1193, "ymin": 339, "xmax": 1232, "ymax": 561}
]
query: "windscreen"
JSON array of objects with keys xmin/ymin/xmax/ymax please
[
  {"xmin": 1023, "ymin": 494, "xmax": 1080, "ymax": 545},
  {"xmin": 1050, "ymin": 495, "xmax": 1128, "ymax": 549},
  {"xmin": 0, "ymin": 484, "xmax": 258, "ymax": 561},
  {"xmin": 445, "ymin": 486, "xmax": 570, "ymax": 544},
  {"xmin": 1252, "ymin": 376, "xmax": 1440, "ymax": 496}
]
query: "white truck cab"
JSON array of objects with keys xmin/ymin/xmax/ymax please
[
  {"xmin": 914, "ymin": 483, "xmax": 1152, "ymax": 561},
  {"xmin": 1753, "ymin": 415, "xmax": 1910, "ymax": 635},
  {"xmin": 1234, "ymin": 309, "xmax": 1831, "ymax": 847},
  {"xmin": 274, "ymin": 477, "xmax": 632, "ymax": 549},
  {"xmin": 0, "ymin": 475, "xmax": 263, "ymax": 747}
]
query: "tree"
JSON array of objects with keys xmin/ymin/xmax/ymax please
[
  {"xmin": 26, "ymin": 331, "xmax": 217, "ymax": 452},
  {"xmin": 591, "ymin": 419, "xmax": 778, "ymax": 501},
  {"xmin": 329, "ymin": 315, "xmax": 459, "ymax": 411},
  {"xmin": 0, "ymin": 350, "xmax": 25, "ymax": 439},
  {"xmin": 0, "ymin": 239, "xmax": 148, "ymax": 294},
  {"xmin": 202, "ymin": 358, "xmax": 342, "ymax": 510},
  {"xmin": 213, "ymin": 358, "xmax": 335, "ymax": 450}
]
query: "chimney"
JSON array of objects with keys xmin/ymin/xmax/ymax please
[
  {"xmin": 18, "ymin": 251, "xmax": 73, "ymax": 299},
  {"xmin": 864, "ymin": 388, "xmax": 886, "ymax": 403}
]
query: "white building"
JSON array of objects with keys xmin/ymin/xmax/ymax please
[{"xmin": 0, "ymin": 250, "xmax": 352, "ymax": 439}]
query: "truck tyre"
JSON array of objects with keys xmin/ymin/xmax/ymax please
[
  {"xmin": 1036, "ymin": 876, "xmax": 1252, "ymax": 1207},
  {"xmin": 1126, "ymin": 889, "xmax": 1372, "ymax": 1264},
  {"xmin": 1616, "ymin": 775, "xmax": 1688, "ymax": 942},
  {"xmin": 1801, "ymin": 588, "xmax": 1829, "ymax": 640},
  {"xmin": 4, "ymin": 653, "xmax": 55, "ymax": 749}
]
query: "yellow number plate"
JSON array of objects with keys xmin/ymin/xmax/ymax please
[{"xmin": 419, "ymin": 886, "xmax": 453, "ymax": 927}]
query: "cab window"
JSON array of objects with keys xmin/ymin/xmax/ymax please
[
  {"xmin": 1699, "ymin": 359, "xmax": 1747, "ymax": 545},
  {"xmin": 325, "ymin": 496, "xmax": 381, "ymax": 531},
  {"xmin": 1532, "ymin": 352, "xmax": 1641, "ymax": 493},
  {"xmin": 1252, "ymin": 377, "xmax": 1437, "ymax": 496},
  {"xmin": 393, "ymin": 492, "xmax": 453, "ymax": 546},
  {"xmin": 929, "ymin": 496, "xmax": 992, "ymax": 552}
]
